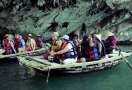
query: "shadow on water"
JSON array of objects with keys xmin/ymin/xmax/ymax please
[{"xmin": 0, "ymin": 45, "xmax": 132, "ymax": 90}]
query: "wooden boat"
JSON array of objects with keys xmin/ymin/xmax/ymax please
[
  {"xmin": 0, "ymin": 48, "xmax": 47, "ymax": 59},
  {"xmin": 17, "ymin": 50, "xmax": 132, "ymax": 74}
]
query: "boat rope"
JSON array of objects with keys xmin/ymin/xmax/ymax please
[
  {"xmin": 118, "ymin": 49, "xmax": 121, "ymax": 56},
  {"xmin": 45, "ymin": 66, "xmax": 50, "ymax": 84}
]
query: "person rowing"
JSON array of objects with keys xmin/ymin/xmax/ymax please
[{"xmin": 103, "ymin": 31, "xmax": 117, "ymax": 54}]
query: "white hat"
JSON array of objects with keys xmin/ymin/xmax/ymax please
[
  {"xmin": 94, "ymin": 34, "xmax": 101, "ymax": 42},
  {"xmin": 0, "ymin": 49, "xmax": 5, "ymax": 54},
  {"xmin": 28, "ymin": 34, "xmax": 32, "ymax": 37},
  {"xmin": 106, "ymin": 32, "xmax": 114, "ymax": 36},
  {"xmin": 53, "ymin": 32, "xmax": 59, "ymax": 36},
  {"xmin": 61, "ymin": 35, "xmax": 69, "ymax": 40}
]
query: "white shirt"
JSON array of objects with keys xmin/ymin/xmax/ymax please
[{"xmin": 66, "ymin": 43, "xmax": 73, "ymax": 50}]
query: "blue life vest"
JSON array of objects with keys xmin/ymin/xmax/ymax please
[{"xmin": 81, "ymin": 40, "xmax": 99, "ymax": 60}]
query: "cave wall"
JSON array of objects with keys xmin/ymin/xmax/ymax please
[{"xmin": 0, "ymin": 0, "xmax": 132, "ymax": 41}]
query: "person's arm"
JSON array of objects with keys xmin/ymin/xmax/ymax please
[
  {"xmin": 54, "ymin": 43, "xmax": 71, "ymax": 54},
  {"xmin": 33, "ymin": 40, "xmax": 36, "ymax": 50},
  {"xmin": 55, "ymin": 46, "xmax": 69, "ymax": 54},
  {"xmin": 11, "ymin": 42, "xmax": 16, "ymax": 54},
  {"xmin": 99, "ymin": 42, "xmax": 102, "ymax": 53},
  {"xmin": 112, "ymin": 36, "xmax": 117, "ymax": 44},
  {"xmin": 2, "ymin": 40, "xmax": 5, "ymax": 49},
  {"xmin": 50, "ymin": 40, "xmax": 62, "ymax": 50},
  {"xmin": 21, "ymin": 39, "xmax": 25, "ymax": 49},
  {"xmin": 89, "ymin": 37, "xmax": 94, "ymax": 47}
]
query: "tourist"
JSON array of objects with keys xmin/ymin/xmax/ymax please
[
  {"xmin": 35, "ymin": 35, "xmax": 43, "ymax": 48},
  {"xmin": 14, "ymin": 33, "xmax": 25, "ymax": 53},
  {"xmin": 18, "ymin": 35, "xmax": 26, "ymax": 53},
  {"xmin": 78, "ymin": 34, "xmax": 99, "ymax": 63},
  {"xmin": 53, "ymin": 35, "xmax": 77, "ymax": 64},
  {"xmin": 94, "ymin": 34, "xmax": 106, "ymax": 58},
  {"xmin": 42, "ymin": 32, "xmax": 62, "ymax": 61},
  {"xmin": 72, "ymin": 34, "xmax": 82, "ymax": 57},
  {"xmin": 103, "ymin": 32, "xmax": 117, "ymax": 54},
  {"xmin": 4, "ymin": 34, "xmax": 16, "ymax": 54},
  {"xmin": 25, "ymin": 34, "xmax": 36, "ymax": 51}
]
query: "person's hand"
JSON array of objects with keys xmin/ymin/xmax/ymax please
[{"xmin": 46, "ymin": 43, "xmax": 51, "ymax": 47}]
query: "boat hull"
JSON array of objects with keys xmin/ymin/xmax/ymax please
[{"xmin": 17, "ymin": 51, "xmax": 132, "ymax": 74}]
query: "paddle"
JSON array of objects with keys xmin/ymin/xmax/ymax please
[{"xmin": 112, "ymin": 41, "xmax": 132, "ymax": 70}]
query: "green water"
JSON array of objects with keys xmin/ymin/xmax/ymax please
[{"xmin": 0, "ymin": 46, "xmax": 132, "ymax": 90}]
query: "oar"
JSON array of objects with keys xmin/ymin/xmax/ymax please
[{"xmin": 112, "ymin": 41, "xmax": 132, "ymax": 70}]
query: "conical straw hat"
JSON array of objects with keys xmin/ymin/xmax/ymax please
[
  {"xmin": 0, "ymin": 49, "xmax": 5, "ymax": 54},
  {"xmin": 106, "ymin": 32, "xmax": 114, "ymax": 36},
  {"xmin": 94, "ymin": 34, "xmax": 101, "ymax": 42}
]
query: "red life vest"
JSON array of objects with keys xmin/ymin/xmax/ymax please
[
  {"xmin": 61, "ymin": 42, "xmax": 67, "ymax": 59},
  {"xmin": 88, "ymin": 46, "xmax": 94, "ymax": 60},
  {"xmin": 15, "ymin": 38, "xmax": 22, "ymax": 49},
  {"xmin": 5, "ymin": 41, "xmax": 12, "ymax": 54}
]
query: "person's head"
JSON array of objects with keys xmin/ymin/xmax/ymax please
[
  {"xmin": 19, "ymin": 35, "xmax": 22, "ymax": 39},
  {"xmin": 4, "ymin": 34, "xmax": 9, "ymax": 39},
  {"xmin": 6, "ymin": 34, "xmax": 11, "ymax": 41},
  {"xmin": 28, "ymin": 34, "xmax": 32, "ymax": 40},
  {"xmin": 15, "ymin": 33, "xmax": 20, "ymax": 39},
  {"xmin": 52, "ymin": 32, "xmax": 59, "ymax": 40},
  {"xmin": 83, "ymin": 34, "xmax": 89, "ymax": 43},
  {"xmin": 61, "ymin": 35, "xmax": 69, "ymax": 43},
  {"xmin": 73, "ymin": 34, "xmax": 78, "ymax": 42},
  {"xmin": 94, "ymin": 34, "xmax": 101, "ymax": 42}
]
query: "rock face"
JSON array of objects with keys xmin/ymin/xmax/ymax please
[{"xmin": 0, "ymin": 0, "xmax": 132, "ymax": 42}]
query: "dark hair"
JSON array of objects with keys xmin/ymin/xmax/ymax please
[{"xmin": 72, "ymin": 34, "xmax": 78, "ymax": 39}]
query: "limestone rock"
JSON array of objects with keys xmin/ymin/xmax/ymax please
[{"xmin": 0, "ymin": 0, "xmax": 132, "ymax": 42}]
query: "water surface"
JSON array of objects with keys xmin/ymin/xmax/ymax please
[{"xmin": 0, "ymin": 46, "xmax": 132, "ymax": 90}]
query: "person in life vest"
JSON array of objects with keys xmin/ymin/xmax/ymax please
[
  {"xmin": 52, "ymin": 35, "xmax": 77, "ymax": 64},
  {"xmin": 4, "ymin": 34, "xmax": 16, "ymax": 54},
  {"xmin": 35, "ymin": 34, "xmax": 43, "ymax": 48},
  {"xmin": 42, "ymin": 32, "xmax": 62, "ymax": 60},
  {"xmin": 18, "ymin": 35, "xmax": 26, "ymax": 53},
  {"xmin": 15, "ymin": 33, "xmax": 25, "ymax": 53},
  {"xmin": 78, "ymin": 34, "xmax": 99, "ymax": 63},
  {"xmin": 25, "ymin": 34, "xmax": 36, "ymax": 51},
  {"xmin": 72, "ymin": 34, "xmax": 82, "ymax": 57},
  {"xmin": 103, "ymin": 32, "xmax": 117, "ymax": 54},
  {"xmin": 94, "ymin": 34, "xmax": 106, "ymax": 58}
]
